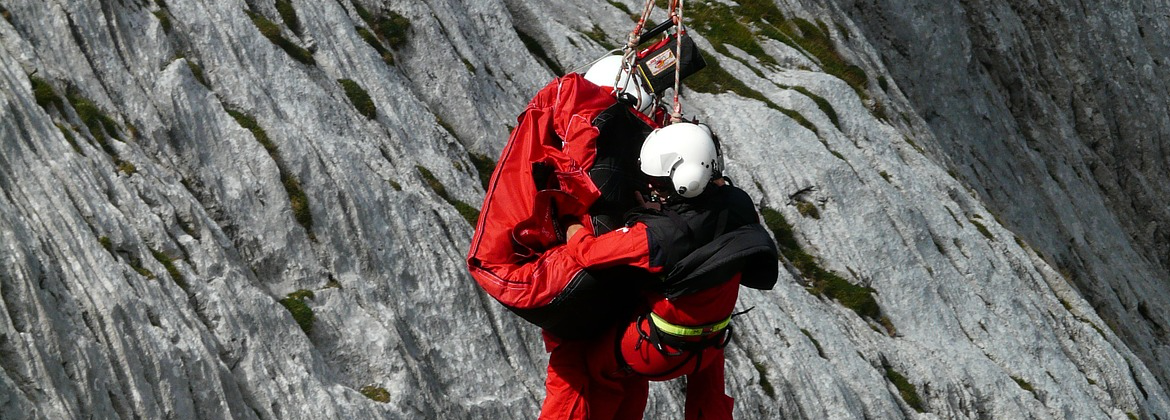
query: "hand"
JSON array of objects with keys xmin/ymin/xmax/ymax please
[
  {"xmin": 635, "ymin": 191, "xmax": 662, "ymax": 211},
  {"xmin": 566, "ymin": 223, "xmax": 584, "ymax": 239}
]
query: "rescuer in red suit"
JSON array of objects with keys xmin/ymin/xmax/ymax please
[{"xmin": 538, "ymin": 122, "xmax": 778, "ymax": 419}]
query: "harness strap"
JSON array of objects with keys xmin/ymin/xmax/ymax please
[{"xmin": 650, "ymin": 312, "xmax": 730, "ymax": 337}]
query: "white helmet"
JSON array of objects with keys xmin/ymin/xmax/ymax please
[
  {"xmin": 583, "ymin": 55, "xmax": 655, "ymax": 113},
  {"xmin": 639, "ymin": 122, "xmax": 721, "ymax": 198}
]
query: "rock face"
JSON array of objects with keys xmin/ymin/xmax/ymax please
[{"xmin": 0, "ymin": 0, "xmax": 1166, "ymax": 419}]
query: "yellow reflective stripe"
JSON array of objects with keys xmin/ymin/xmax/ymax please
[{"xmin": 650, "ymin": 312, "xmax": 731, "ymax": 337}]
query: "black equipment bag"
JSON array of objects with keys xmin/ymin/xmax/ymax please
[{"xmin": 635, "ymin": 33, "xmax": 707, "ymax": 95}]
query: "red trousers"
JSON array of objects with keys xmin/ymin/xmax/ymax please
[{"xmin": 538, "ymin": 318, "xmax": 734, "ymax": 420}]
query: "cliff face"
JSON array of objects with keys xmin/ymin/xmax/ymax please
[{"xmin": 0, "ymin": 0, "xmax": 1167, "ymax": 419}]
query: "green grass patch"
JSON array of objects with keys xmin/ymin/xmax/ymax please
[
  {"xmin": 275, "ymin": 0, "xmax": 302, "ymax": 35},
  {"xmin": 373, "ymin": 10, "xmax": 410, "ymax": 49},
  {"xmin": 65, "ymin": 88, "xmax": 131, "ymax": 170},
  {"xmin": 781, "ymin": 19, "xmax": 868, "ymax": 96},
  {"xmin": 753, "ymin": 362, "xmax": 776, "ymax": 398},
  {"xmin": 151, "ymin": 249, "xmax": 188, "ymax": 290},
  {"xmin": 279, "ymin": 289, "xmax": 314, "ymax": 335},
  {"xmin": 969, "ymin": 218, "xmax": 994, "ymax": 241},
  {"xmin": 795, "ymin": 201, "xmax": 820, "ymax": 219},
  {"xmin": 583, "ymin": 24, "xmax": 617, "ymax": 50},
  {"xmin": 185, "ymin": 59, "xmax": 209, "ymax": 87},
  {"xmin": 226, "ymin": 108, "xmax": 314, "ymax": 237},
  {"xmin": 66, "ymin": 88, "xmax": 119, "ymax": 142},
  {"xmin": 800, "ymin": 329, "xmax": 826, "ymax": 359},
  {"xmin": 117, "ymin": 161, "xmax": 138, "ymax": 175},
  {"xmin": 679, "ymin": 1, "xmax": 870, "ymax": 97},
  {"xmin": 686, "ymin": 1, "xmax": 777, "ymax": 67},
  {"xmin": 353, "ymin": 3, "xmax": 411, "ymax": 49},
  {"xmin": 606, "ymin": 0, "xmax": 634, "ymax": 20},
  {"xmin": 56, "ymin": 123, "xmax": 82, "ymax": 153},
  {"xmin": 152, "ymin": 10, "xmax": 172, "ymax": 33},
  {"xmin": 791, "ymin": 86, "xmax": 839, "ymax": 129},
  {"xmin": 684, "ymin": 51, "xmax": 817, "ymax": 134},
  {"xmin": 761, "ymin": 207, "xmax": 887, "ymax": 327},
  {"xmin": 30, "ymin": 76, "xmax": 64, "ymax": 111},
  {"xmin": 99, "ymin": 236, "xmax": 114, "ymax": 255},
  {"xmin": 417, "ymin": 166, "xmax": 479, "ymax": 226},
  {"xmin": 1012, "ymin": 376, "xmax": 1036, "ymax": 396},
  {"xmin": 355, "ymin": 26, "xmax": 395, "ymax": 66},
  {"xmin": 468, "ymin": 153, "xmax": 496, "ymax": 190},
  {"xmin": 360, "ymin": 385, "xmax": 390, "ymax": 403},
  {"xmin": 516, "ymin": 30, "xmax": 564, "ymax": 75},
  {"xmin": 885, "ymin": 364, "xmax": 925, "ymax": 412},
  {"xmin": 338, "ymin": 79, "xmax": 376, "ymax": 119},
  {"xmin": 245, "ymin": 9, "xmax": 315, "ymax": 65}
]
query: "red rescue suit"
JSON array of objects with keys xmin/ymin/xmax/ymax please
[{"xmin": 540, "ymin": 183, "xmax": 778, "ymax": 420}]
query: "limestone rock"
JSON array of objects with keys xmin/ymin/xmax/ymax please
[{"xmin": 0, "ymin": 0, "xmax": 1166, "ymax": 419}]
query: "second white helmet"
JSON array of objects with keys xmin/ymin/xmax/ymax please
[
  {"xmin": 639, "ymin": 122, "xmax": 720, "ymax": 198},
  {"xmin": 583, "ymin": 55, "xmax": 655, "ymax": 113}
]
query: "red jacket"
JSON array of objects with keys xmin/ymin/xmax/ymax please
[{"xmin": 466, "ymin": 74, "xmax": 659, "ymax": 311}]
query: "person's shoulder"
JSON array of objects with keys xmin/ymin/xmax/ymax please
[{"xmin": 714, "ymin": 182, "xmax": 754, "ymax": 206}]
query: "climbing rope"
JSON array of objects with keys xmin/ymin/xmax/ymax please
[{"xmin": 669, "ymin": 0, "xmax": 686, "ymax": 123}]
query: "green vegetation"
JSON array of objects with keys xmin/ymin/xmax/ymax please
[
  {"xmin": 275, "ymin": 0, "xmax": 302, "ymax": 35},
  {"xmin": 436, "ymin": 116, "xmax": 457, "ymax": 139},
  {"xmin": 360, "ymin": 385, "xmax": 391, "ymax": 403},
  {"xmin": 353, "ymin": 3, "xmax": 410, "ymax": 48},
  {"xmin": 151, "ymin": 249, "xmax": 188, "ymax": 290},
  {"xmin": 583, "ymin": 24, "xmax": 617, "ymax": 50},
  {"xmin": 516, "ymin": 30, "xmax": 564, "ymax": 75},
  {"xmin": 791, "ymin": 86, "xmax": 839, "ymax": 129},
  {"xmin": 99, "ymin": 236, "xmax": 114, "ymax": 255},
  {"xmin": 280, "ymin": 290, "xmax": 315, "ymax": 335},
  {"xmin": 186, "ymin": 59, "xmax": 209, "ymax": 87},
  {"xmin": 117, "ymin": 161, "xmax": 138, "ymax": 175},
  {"xmin": 606, "ymin": 0, "xmax": 634, "ymax": 20},
  {"xmin": 225, "ymin": 108, "xmax": 314, "ymax": 237},
  {"xmin": 372, "ymin": 10, "xmax": 410, "ymax": 49},
  {"xmin": 761, "ymin": 207, "xmax": 889, "ymax": 331},
  {"xmin": 65, "ymin": 87, "xmax": 139, "ymax": 172},
  {"xmin": 680, "ymin": 1, "xmax": 869, "ymax": 97},
  {"xmin": 969, "ymin": 218, "xmax": 994, "ymax": 240},
  {"xmin": 795, "ymin": 201, "xmax": 820, "ymax": 219},
  {"xmin": 338, "ymin": 79, "xmax": 376, "ymax": 119},
  {"xmin": 356, "ymin": 26, "xmax": 395, "ymax": 66},
  {"xmin": 683, "ymin": 51, "xmax": 817, "ymax": 134},
  {"xmin": 417, "ymin": 166, "xmax": 479, "ymax": 226},
  {"xmin": 66, "ymin": 88, "xmax": 119, "ymax": 144},
  {"xmin": 885, "ymin": 364, "xmax": 925, "ymax": 412},
  {"xmin": 245, "ymin": 9, "xmax": 315, "ymax": 65},
  {"xmin": 687, "ymin": 1, "xmax": 778, "ymax": 66},
  {"xmin": 132, "ymin": 263, "xmax": 155, "ymax": 280},
  {"xmin": 153, "ymin": 10, "xmax": 172, "ymax": 33},
  {"xmin": 800, "ymin": 329, "xmax": 826, "ymax": 359},
  {"xmin": 753, "ymin": 362, "xmax": 776, "ymax": 398},
  {"xmin": 56, "ymin": 123, "xmax": 82, "ymax": 153},
  {"xmin": 1012, "ymin": 376, "xmax": 1036, "ymax": 396},
  {"xmin": 30, "ymin": 76, "xmax": 64, "ymax": 112},
  {"xmin": 352, "ymin": 4, "xmax": 410, "ymax": 65},
  {"xmin": 468, "ymin": 153, "xmax": 496, "ymax": 190}
]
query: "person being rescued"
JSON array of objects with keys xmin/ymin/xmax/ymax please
[
  {"xmin": 541, "ymin": 122, "xmax": 778, "ymax": 420},
  {"xmin": 466, "ymin": 45, "xmax": 777, "ymax": 419}
]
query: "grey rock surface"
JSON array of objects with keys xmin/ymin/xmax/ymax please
[{"xmin": 0, "ymin": 0, "xmax": 1166, "ymax": 419}]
